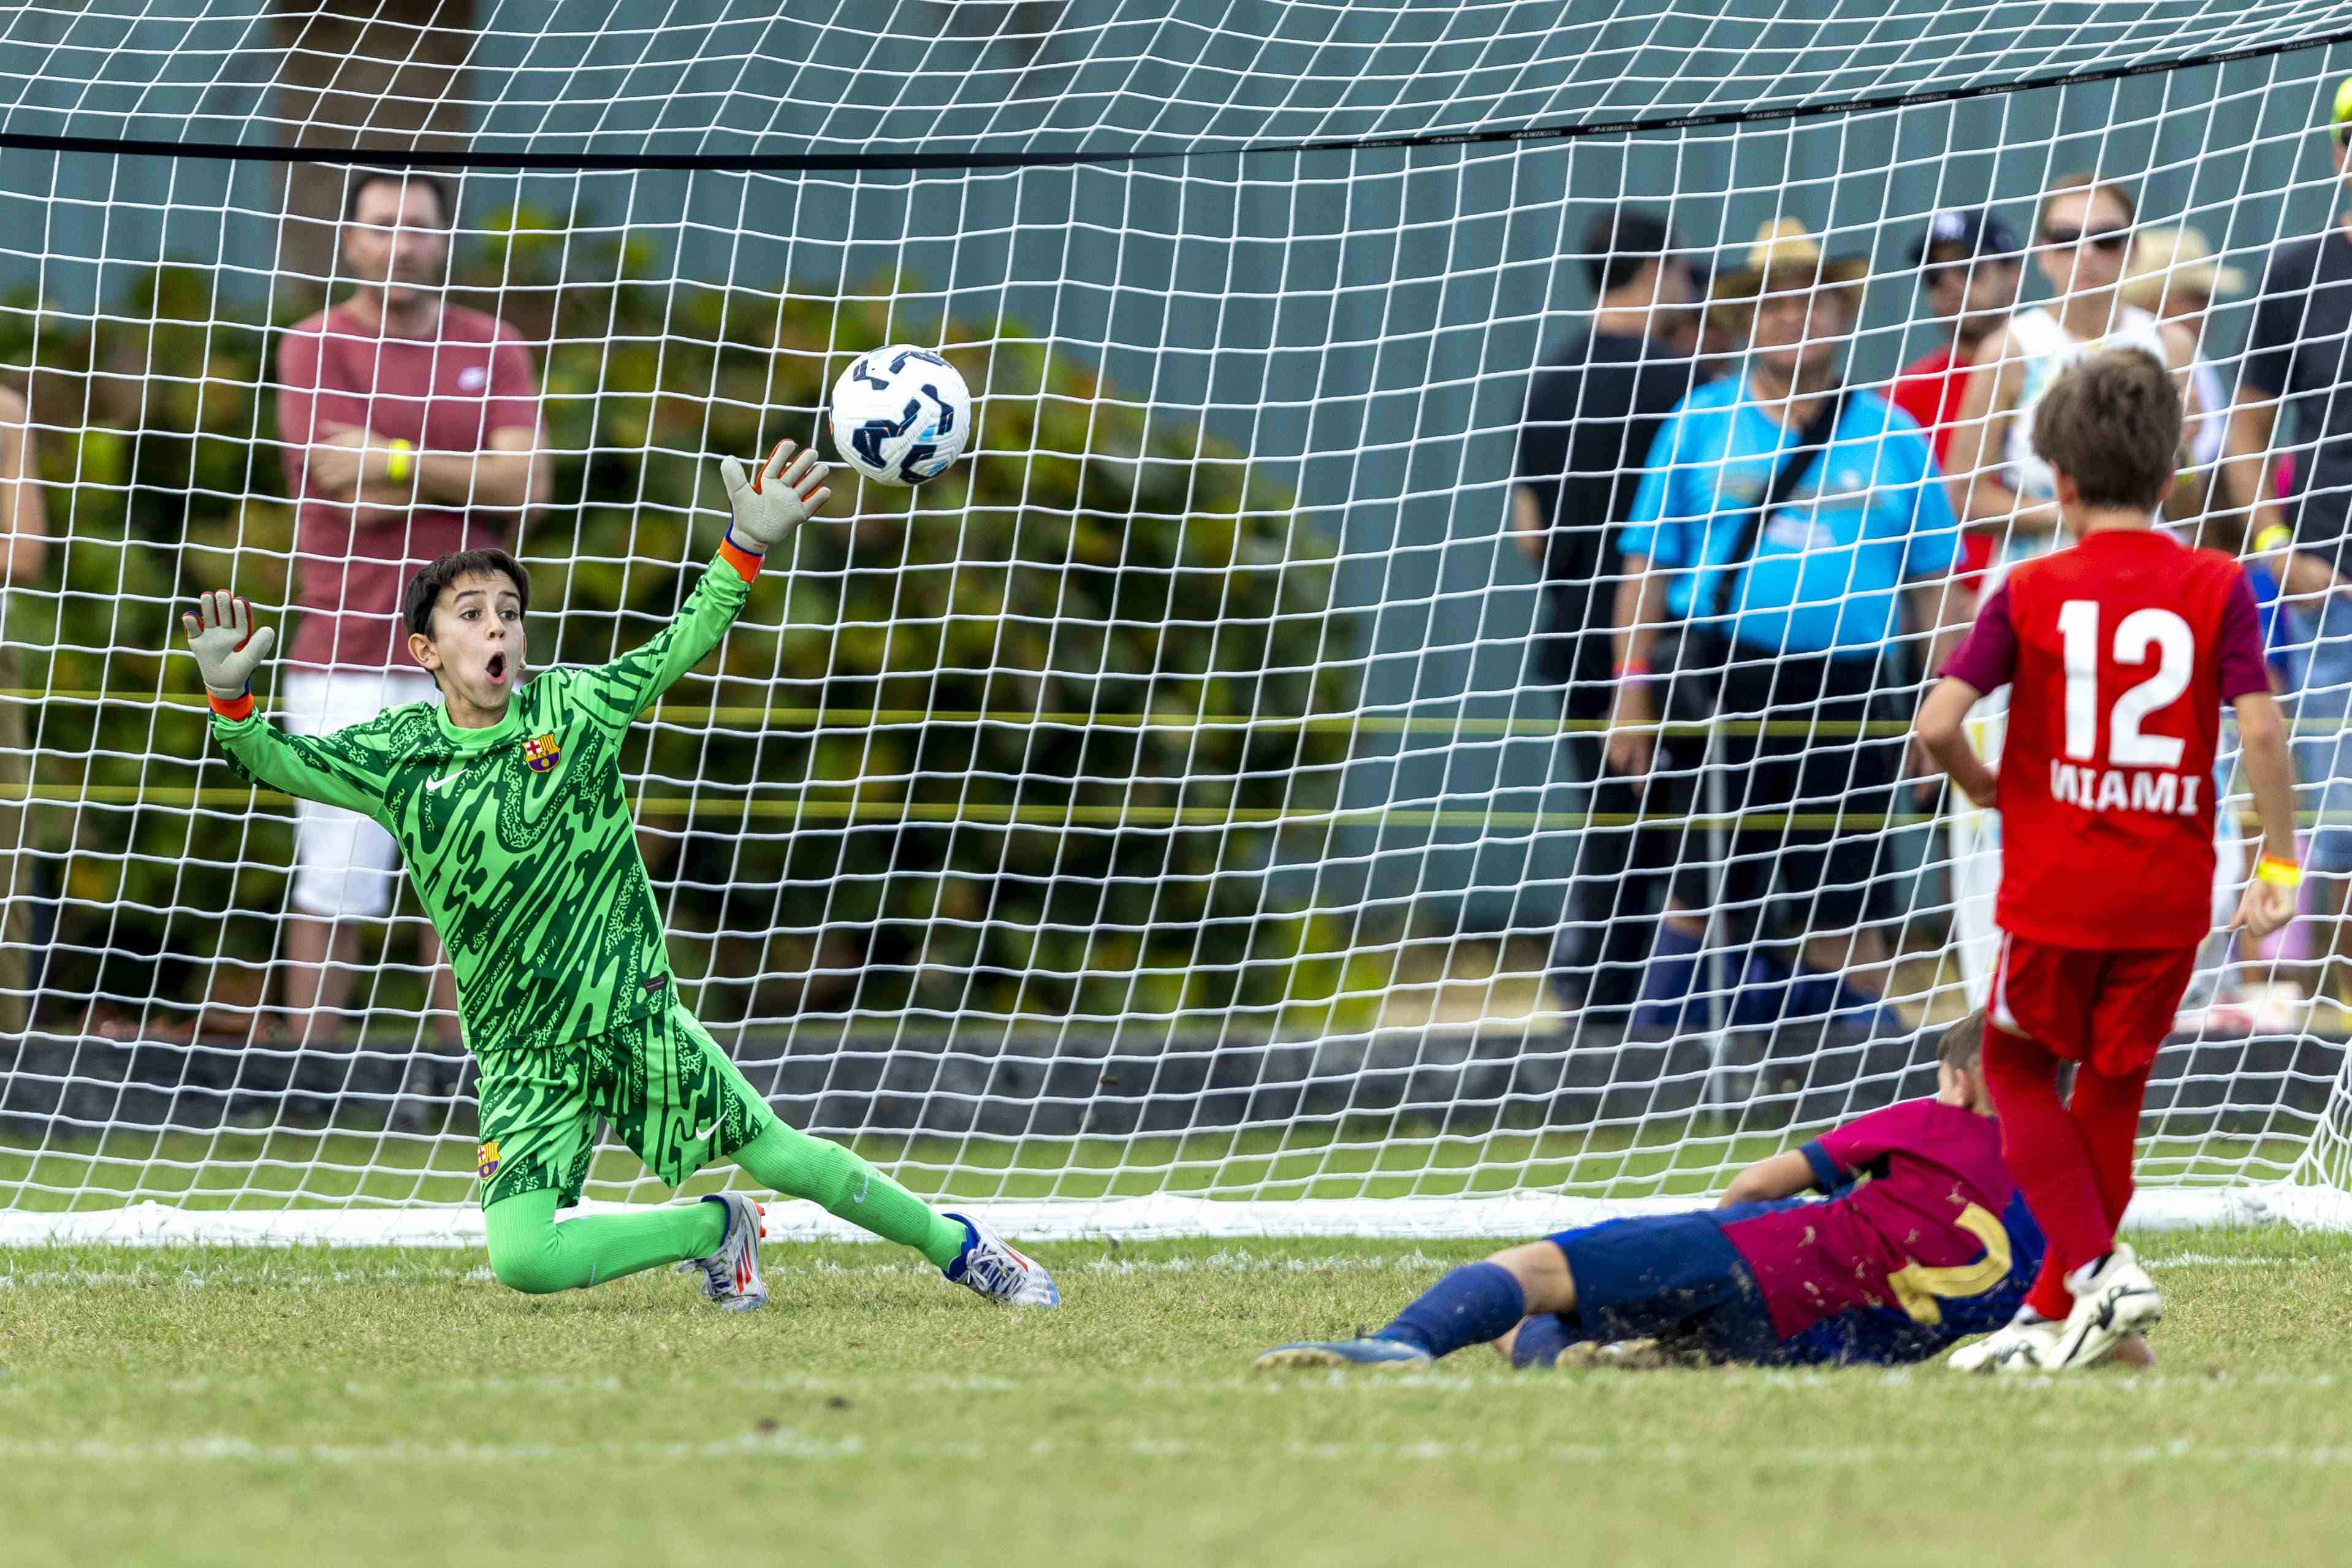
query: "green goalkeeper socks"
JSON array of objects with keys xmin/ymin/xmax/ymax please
[
  {"xmin": 478, "ymin": 1128, "xmax": 969, "ymax": 1294},
  {"xmin": 482, "ymin": 1187, "xmax": 726, "ymax": 1295},
  {"xmin": 731, "ymin": 1122, "xmax": 969, "ymax": 1271}
]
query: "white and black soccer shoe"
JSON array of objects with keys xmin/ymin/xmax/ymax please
[
  {"xmin": 2041, "ymin": 1245, "xmax": 2161, "ymax": 1371},
  {"xmin": 1949, "ymin": 1309, "xmax": 2061, "ymax": 1374}
]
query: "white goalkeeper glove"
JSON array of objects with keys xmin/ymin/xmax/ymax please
[
  {"xmin": 718, "ymin": 438, "xmax": 832, "ymax": 555},
  {"xmin": 181, "ymin": 590, "xmax": 277, "ymax": 702}
]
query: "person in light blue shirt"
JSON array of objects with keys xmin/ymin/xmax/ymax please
[
  {"xmin": 1605, "ymin": 222, "xmax": 1971, "ymax": 1039},
  {"xmin": 1616, "ymin": 379, "xmax": 1962, "ymax": 656}
]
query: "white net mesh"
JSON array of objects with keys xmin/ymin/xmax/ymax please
[{"xmin": 2, "ymin": 1, "xmax": 2350, "ymax": 1241}]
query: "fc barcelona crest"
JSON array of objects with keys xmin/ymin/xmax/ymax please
[
  {"xmin": 522, "ymin": 734, "xmax": 562, "ymax": 773},
  {"xmin": 476, "ymin": 1141, "xmax": 501, "ymax": 1180}
]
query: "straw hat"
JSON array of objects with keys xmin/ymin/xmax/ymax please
[
  {"xmin": 1708, "ymin": 220, "xmax": 1871, "ymax": 321},
  {"xmin": 2119, "ymin": 225, "xmax": 2247, "ymax": 311}
]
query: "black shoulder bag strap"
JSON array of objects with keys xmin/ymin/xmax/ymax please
[{"xmin": 1707, "ymin": 386, "xmax": 1850, "ymax": 623}]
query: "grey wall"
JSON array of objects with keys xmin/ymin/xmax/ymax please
[{"xmin": 4, "ymin": 1, "xmax": 2350, "ymax": 933}]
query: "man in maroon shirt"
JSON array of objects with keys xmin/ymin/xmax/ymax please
[
  {"xmin": 1890, "ymin": 208, "xmax": 2023, "ymax": 590},
  {"xmin": 272, "ymin": 170, "xmax": 550, "ymax": 1048}
]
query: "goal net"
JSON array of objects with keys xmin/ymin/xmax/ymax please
[{"xmin": 2, "ymin": 1, "xmax": 2350, "ymax": 1244}]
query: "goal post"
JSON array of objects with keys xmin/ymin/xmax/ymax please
[{"xmin": 2, "ymin": 4, "xmax": 2351, "ymax": 1243}]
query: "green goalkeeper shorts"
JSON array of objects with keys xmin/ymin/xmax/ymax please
[{"xmin": 473, "ymin": 1002, "xmax": 780, "ymax": 1211}]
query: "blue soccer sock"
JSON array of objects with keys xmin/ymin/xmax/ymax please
[
  {"xmin": 1375, "ymin": 1262, "xmax": 1528, "ymax": 1358},
  {"xmin": 1508, "ymin": 1312, "xmax": 1583, "ymax": 1369},
  {"xmin": 1632, "ymin": 923, "xmax": 1705, "ymax": 1029}
]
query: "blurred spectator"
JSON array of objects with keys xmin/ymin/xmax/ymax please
[
  {"xmin": 271, "ymin": 170, "xmax": 550, "ymax": 1047},
  {"xmin": 2104, "ymin": 227, "xmax": 2261, "ymax": 1014},
  {"xmin": 1610, "ymin": 223, "xmax": 1967, "ymax": 1037},
  {"xmin": 2120, "ymin": 226, "xmax": 2247, "ymax": 480},
  {"xmin": 1937, "ymin": 176, "xmax": 2202, "ymax": 1008},
  {"xmin": 1889, "ymin": 208, "xmax": 2025, "ymax": 587},
  {"xmin": 2221, "ymin": 79, "xmax": 2352, "ymax": 1006},
  {"xmin": 0, "ymin": 383, "xmax": 47, "ymax": 1036},
  {"xmin": 1514, "ymin": 208, "xmax": 1702, "ymax": 1027},
  {"xmin": 1942, "ymin": 175, "xmax": 2201, "ymax": 553}
]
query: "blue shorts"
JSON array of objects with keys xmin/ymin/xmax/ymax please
[{"xmin": 1543, "ymin": 1205, "xmax": 1788, "ymax": 1365}]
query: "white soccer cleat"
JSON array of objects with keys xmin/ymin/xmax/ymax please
[
  {"xmin": 1949, "ymin": 1311, "xmax": 2061, "ymax": 1374},
  {"xmin": 2041, "ymin": 1244, "xmax": 2162, "ymax": 1371},
  {"xmin": 682, "ymin": 1193, "xmax": 767, "ymax": 1313},
  {"xmin": 942, "ymin": 1211, "xmax": 1060, "ymax": 1307}
]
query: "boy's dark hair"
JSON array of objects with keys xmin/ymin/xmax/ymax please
[
  {"xmin": 2030, "ymin": 346, "xmax": 2182, "ymax": 512},
  {"xmin": 1935, "ymin": 1009, "xmax": 1987, "ymax": 1074},
  {"xmin": 343, "ymin": 169, "xmax": 455, "ymax": 229},
  {"xmin": 403, "ymin": 549, "xmax": 529, "ymax": 641}
]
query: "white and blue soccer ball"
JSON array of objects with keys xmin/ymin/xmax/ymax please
[{"xmin": 828, "ymin": 344, "xmax": 973, "ymax": 486}]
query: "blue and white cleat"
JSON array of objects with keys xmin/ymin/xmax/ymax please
[
  {"xmin": 683, "ymin": 1193, "xmax": 767, "ymax": 1312},
  {"xmin": 1254, "ymin": 1336, "xmax": 1433, "ymax": 1372},
  {"xmin": 942, "ymin": 1212, "xmax": 1060, "ymax": 1307}
]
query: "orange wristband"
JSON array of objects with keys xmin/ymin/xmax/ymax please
[
  {"xmin": 717, "ymin": 533, "xmax": 763, "ymax": 582},
  {"xmin": 208, "ymin": 690, "xmax": 254, "ymax": 721}
]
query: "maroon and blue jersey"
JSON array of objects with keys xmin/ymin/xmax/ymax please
[{"xmin": 1721, "ymin": 1097, "xmax": 2041, "ymax": 1345}]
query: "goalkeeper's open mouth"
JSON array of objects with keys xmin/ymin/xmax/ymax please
[{"xmin": 485, "ymin": 651, "xmax": 510, "ymax": 685}]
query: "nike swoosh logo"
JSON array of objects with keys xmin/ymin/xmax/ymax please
[
  {"xmin": 425, "ymin": 771, "xmax": 460, "ymax": 793},
  {"xmin": 693, "ymin": 1118, "xmax": 719, "ymax": 1143},
  {"xmin": 853, "ymin": 1171, "xmax": 870, "ymax": 1206}
]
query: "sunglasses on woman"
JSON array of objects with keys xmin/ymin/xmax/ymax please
[{"xmin": 2039, "ymin": 226, "xmax": 2131, "ymax": 254}]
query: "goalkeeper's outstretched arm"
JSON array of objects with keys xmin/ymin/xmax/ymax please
[
  {"xmin": 569, "ymin": 442, "xmax": 832, "ymax": 733},
  {"xmin": 183, "ymin": 590, "xmax": 397, "ymax": 821}
]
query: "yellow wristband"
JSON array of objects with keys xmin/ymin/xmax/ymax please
[
  {"xmin": 384, "ymin": 438, "xmax": 414, "ymax": 484},
  {"xmin": 2253, "ymin": 523, "xmax": 2293, "ymax": 555},
  {"xmin": 2257, "ymin": 854, "xmax": 2302, "ymax": 889}
]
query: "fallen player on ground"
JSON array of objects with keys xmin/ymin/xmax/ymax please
[
  {"xmin": 1257, "ymin": 1011, "xmax": 2144, "ymax": 1373},
  {"xmin": 182, "ymin": 441, "xmax": 1057, "ymax": 1312}
]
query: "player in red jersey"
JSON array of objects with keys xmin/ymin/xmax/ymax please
[{"xmin": 1916, "ymin": 346, "xmax": 2300, "ymax": 1372}]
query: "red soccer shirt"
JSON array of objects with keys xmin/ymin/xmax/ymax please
[
  {"xmin": 1718, "ymin": 1097, "xmax": 2030, "ymax": 1342},
  {"xmin": 1940, "ymin": 528, "xmax": 2269, "ymax": 950},
  {"xmin": 275, "ymin": 305, "xmax": 542, "ymax": 670},
  {"xmin": 1890, "ymin": 344, "xmax": 1993, "ymax": 581}
]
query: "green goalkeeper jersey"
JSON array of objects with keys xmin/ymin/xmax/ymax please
[{"xmin": 210, "ymin": 554, "xmax": 752, "ymax": 1053}]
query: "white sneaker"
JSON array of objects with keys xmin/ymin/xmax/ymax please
[
  {"xmin": 943, "ymin": 1212, "xmax": 1060, "ymax": 1307},
  {"xmin": 1948, "ymin": 1311, "xmax": 2060, "ymax": 1374},
  {"xmin": 682, "ymin": 1193, "xmax": 767, "ymax": 1312},
  {"xmin": 2041, "ymin": 1245, "xmax": 2161, "ymax": 1371}
]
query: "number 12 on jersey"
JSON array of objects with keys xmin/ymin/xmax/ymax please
[{"xmin": 2057, "ymin": 599, "xmax": 2193, "ymax": 768}]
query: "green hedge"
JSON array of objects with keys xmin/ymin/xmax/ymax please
[{"xmin": 4, "ymin": 214, "xmax": 1379, "ymax": 1035}]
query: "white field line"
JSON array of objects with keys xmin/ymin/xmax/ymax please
[
  {"xmin": 1, "ymin": 1368, "xmax": 2341, "ymax": 1402},
  {"xmin": 0, "ymin": 1247, "xmax": 2318, "ymax": 1293},
  {"xmin": 6, "ymin": 1186, "xmax": 2348, "ymax": 1247},
  {"xmin": 6, "ymin": 1434, "xmax": 2352, "ymax": 1467}
]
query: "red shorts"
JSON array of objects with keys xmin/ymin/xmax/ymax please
[{"xmin": 1989, "ymin": 931, "xmax": 2196, "ymax": 1075}]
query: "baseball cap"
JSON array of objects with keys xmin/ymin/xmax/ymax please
[
  {"xmin": 1578, "ymin": 209, "xmax": 1683, "ymax": 294},
  {"xmin": 1912, "ymin": 207, "xmax": 2023, "ymax": 266}
]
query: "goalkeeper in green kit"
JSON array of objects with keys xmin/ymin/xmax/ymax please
[{"xmin": 182, "ymin": 441, "xmax": 1058, "ymax": 1312}]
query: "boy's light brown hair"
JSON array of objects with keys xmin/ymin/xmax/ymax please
[
  {"xmin": 2030, "ymin": 346, "xmax": 2182, "ymax": 513},
  {"xmin": 1935, "ymin": 1008, "xmax": 1987, "ymax": 1074}
]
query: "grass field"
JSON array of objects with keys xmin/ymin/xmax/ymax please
[
  {"xmin": 1, "ymin": 1227, "xmax": 2348, "ymax": 1567},
  {"xmin": 2, "ymin": 1122, "xmax": 2302, "ymax": 1208}
]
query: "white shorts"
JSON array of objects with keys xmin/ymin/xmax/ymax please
[{"xmin": 280, "ymin": 668, "xmax": 439, "ymax": 920}]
